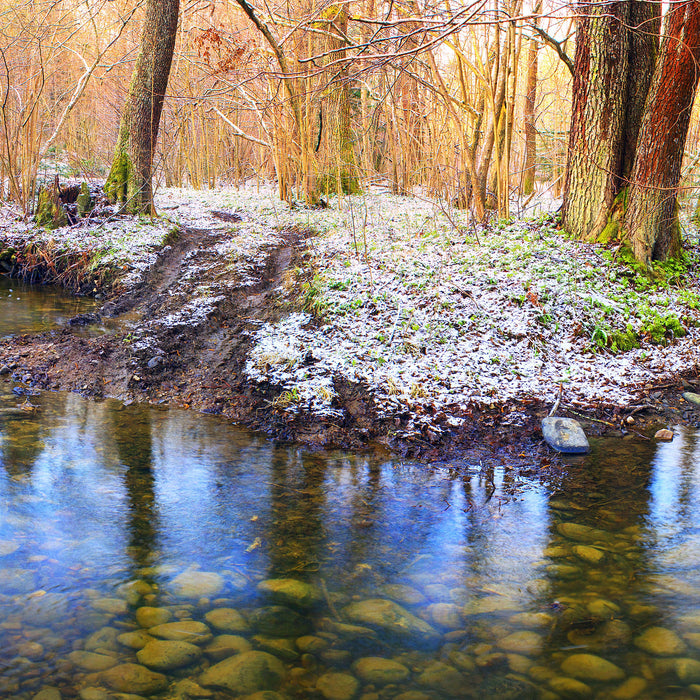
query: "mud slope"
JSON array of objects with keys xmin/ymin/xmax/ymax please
[{"xmin": 0, "ymin": 224, "xmax": 396, "ymax": 451}]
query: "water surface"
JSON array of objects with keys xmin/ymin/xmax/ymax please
[{"xmin": 0, "ymin": 387, "xmax": 699, "ymax": 698}]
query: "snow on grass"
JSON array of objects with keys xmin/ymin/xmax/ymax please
[{"xmin": 2, "ymin": 182, "xmax": 699, "ymax": 424}]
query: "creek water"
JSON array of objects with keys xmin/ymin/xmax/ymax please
[{"xmin": 1, "ymin": 288, "xmax": 700, "ymax": 699}]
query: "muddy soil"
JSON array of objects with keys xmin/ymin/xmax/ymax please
[{"xmin": 0, "ymin": 225, "xmax": 697, "ymax": 466}]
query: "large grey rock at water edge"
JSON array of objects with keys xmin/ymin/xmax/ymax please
[{"xmin": 541, "ymin": 417, "xmax": 590, "ymax": 454}]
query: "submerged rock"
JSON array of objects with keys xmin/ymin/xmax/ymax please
[
  {"xmin": 352, "ymin": 656, "xmax": 410, "ymax": 685},
  {"xmin": 148, "ymin": 621, "xmax": 212, "ymax": 645},
  {"xmin": 205, "ymin": 607, "xmax": 249, "ymax": 633},
  {"xmin": 101, "ymin": 663, "xmax": 168, "ymax": 695},
  {"xmin": 634, "ymin": 626, "xmax": 686, "ymax": 656},
  {"xmin": 204, "ymin": 633, "xmax": 253, "ymax": 661},
  {"xmin": 541, "ymin": 416, "xmax": 590, "ymax": 454},
  {"xmin": 316, "ymin": 672, "xmax": 360, "ymax": 700},
  {"xmin": 136, "ymin": 639, "xmax": 202, "ymax": 670},
  {"xmin": 249, "ymin": 605, "xmax": 310, "ymax": 637},
  {"xmin": 170, "ymin": 570, "xmax": 225, "ymax": 599},
  {"xmin": 343, "ymin": 598, "xmax": 440, "ymax": 643},
  {"xmin": 199, "ymin": 650, "xmax": 286, "ymax": 694},
  {"xmin": 683, "ymin": 392, "xmax": 700, "ymax": 406},
  {"xmin": 560, "ymin": 653, "xmax": 625, "ymax": 682},
  {"xmin": 256, "ymin": 578, "xmax": 321, "ymax": 608}
]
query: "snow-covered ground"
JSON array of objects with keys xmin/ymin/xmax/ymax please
[{"xmin": 3, "ymin": 183, "xmax": 700, "ymax": 425}]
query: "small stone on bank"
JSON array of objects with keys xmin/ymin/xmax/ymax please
[
  {"xmin": 683, "ymin": 392, "xmax": 700, "ymax": 406},
  {"xmin": 541, "ymin": 416, "xmax": 590, "ymax": 454},
  {"xmin": 654, "ymin": 428, "xmax": 674, "ymax": 441}
]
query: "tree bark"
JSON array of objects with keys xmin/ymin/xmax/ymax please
[
  {"xmin": 105, "ymin": 0, "xmax": 180, "ymax": 215},
  {"xmin": 625, "ymin": 1, "xmax": 700, "ymax": 265},
  {"xmin": 522, "ymin": 29, "xmax": 538, "ymax": 195},
  {"xmin": 562, "ymin": 1, "xmax": 631, "ymax": 241}
]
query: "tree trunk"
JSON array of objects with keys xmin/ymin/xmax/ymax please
[
  {"xmin": 562, "ymin": 1, "xmax": 631, "ymax": 241},
  {"xmin": 625, "ymin": 1, "xmax": 700, "ymax": 265},
  {"xmin": 522, "ymin": 30, "xmax": 538, "ymax": 195},
  {"xmin": 105, "ymin": 0, "xmax": 180, "ymax": 215}
]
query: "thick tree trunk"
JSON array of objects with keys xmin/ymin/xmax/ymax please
[
  {"xmin": 562, "ymin": 1, "xmax": 631, "ymax": 241},
  {"xmin": 105, "ymin": 0, "xmax": 179, "ymax": 214},
  {"xmin": 625, "ymin": 1, "xmax": 700, "ymax": 265}
]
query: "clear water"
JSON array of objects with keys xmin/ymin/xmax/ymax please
[
  {"xmin": 0, "ymin": 276, "xmax": 99, "ymax": 337},
  {"xmin": 1, "ymin": 386, "xmax": 700, "ymax": 698}
]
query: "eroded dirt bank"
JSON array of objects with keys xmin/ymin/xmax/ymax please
[{"xmin": 0, "ymin": 221, "xmax": 699, "ymax": 466}]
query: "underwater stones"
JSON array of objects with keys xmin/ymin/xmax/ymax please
[
  {"xmin": 560, "ymin": 654, "xmax": 625, "ymax": 682},
  {"xmin": 252, "ymin": 635, "xmax": 299, "ymax": 661},
  {"xmin": 634, "ymin": 626, "xmax": 686, "ymax": 656},
  {"xmin": 170, "ymin": 570, "xmax": 224, "ymax": 599},
  {"xmin": 427, "ymin": 603, "xmax": 463, "ymax": 630},
  {"xmin": 149, "ymin": 621, "xmax": 212, "ymax": 645},
  {"xmin": 136, "ymin": 639, "xmax": 202, "ymax": 671},
  {"xmin": 610, "ymin": 676, "xmax": 647, "ymax": 699},
  {"xmin": 683, "ymin": 392, "xmax": 700, "ymax": 406},
  {"xmin": 417, "ymin": 661, "xmax": 468, "ymax": 695},
  {"xmin": 316, "ymin": 672, "xmax": 360, "ymax": 700},
  {"xmin": 379, "ymin": 584, "xmax": 427, "ymax": 605},
  {"xmin": 199, "ymin": 650, "xmax": 286, "ymax": 695},
  {"xmin": 171, "ymin": 678, "xmax": 213, "ymax": 698},
  {"xmin": 33, "ymin": 688, "xmax": 62, "ymax": 700},
  {"xmin": 296, "ymin": 635, "xmax": 328, "ymax": 653},
  {"xmin": 541, "ymin": 417, "xmax": 590, "ymax": 454},
  {"xmin": 257, "ymin": 578, "xmax": 321, "ymax": 608},
  {"xmin": 91, "ymin": 597, "xmax": 128, "ymax": 615},
  {"xmin": 0, "ymin": 540, "xmax": 19, "ymax": 556},
  {"xmin": 462, "ymin": 596, "xmax": 521, "ymax": 616},
  {"xmin": 586, "ymin": 598, "xmax": 621, "ymax": 618},
  {"xmin": 204, "ymin": 634, "xmax": 253, "ymax": 660},
  {"xmin": 117, "ymin": 630, "xmax": 155, "ymax": 650},
  {"xmin": 85, "ymin": 626, "xmax": 120, "ymax": 653},
  {"xmin": 68, "ymin": 650, "xmax": 118, "ymax": 672},
  {"xmin": 352, "ymin": 657, "xmax": 411, "ymax": 685},
  {"xmin": 249, "ymin": 605, "xmax": 310, "ymax": 637},
  {"xmin": 509, "ymin": 612, "xmax": 554, "ymax": 629},
  {"xmin": 675, "ymin": 658, "xmax": 700, "ymax": 684},
  {"xmin": 572, "ymin": 545, "xmax": 606, "ymax": 566},
  {"xmin": 497, "ymin": 630, "xmax": 543, "ymax": 655},
  {"xmin": 136, "ymin": 606, "xmax": 172, "ymax": 628},
  {"xmin": 548, "ymin": 676, "xmax": 593, "ymax": 698},
  {"xmin": 343, "ymin": 598, "xmax": 440, "ymax": 643},
  {"xmin": 556, "ymin": 522, "xmax": 608, "ymax": 543},
  {"xmin": 0, "ymin": 567, "xmax": 36, "ymax": 593},
  {"xmin": 101, "ymin": 663, "xmax": 168, "ymax": 695},
  {"xmin": 205, "ymin": 607, "xmax": 249, "ymax": 633}
]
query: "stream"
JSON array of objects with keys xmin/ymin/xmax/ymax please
[{"xmin": 2, "ymin": 284, "xmax": 700, "ymax": 699}]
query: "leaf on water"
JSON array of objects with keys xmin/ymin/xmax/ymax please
[{"xmin": 245, "ymin": 537, "xmax": 262, "ymax": 553}]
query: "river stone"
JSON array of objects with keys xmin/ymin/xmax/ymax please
[
  {"xmin": 560, "ymin": 653, "xmax": 625, "ymax": 682},
  {"xmin": 676, "ymin": 658, "xmax": 700, "ymax": 683},
  {"xmin": 654, "ymin": 428, "xmax": 674, "ymax": 441},
  {"xmin": 85, "ymin": 626, "xmax": 119, "ymax": 653},
  {"xmin": 352, "ymin": 656, "xmax": 410, "ymax": 685},
  {"xmin": 257, "ymin": 578, "xmax": 321, "ymax": 608},
  {"xmin": 683, "ymin": 392, "xmax": 700, "ymax": 406},
  {"xmin": 205, "ymin": 634, "xmax": 253, "ymax": 660},
  {"xmin": 117, "ymin": 630, "xmax": 155, "ymax": 650},
  {"xmin": 171, "ymin": 570, "xmax": 224, "ymax": 599},
  {"xmin": 344, "ymin": 598, "xmax": 440, "ymax": 643},
  {"xmin": 610, "ymin": 676, "xmax": 647, "ymax": 699},
  {"xmin": 634, "ymin": 626, "xmax": 686, "ymax": 656},
  {"xmin": 199, "ymin": 650, "xmax": 286, "ymax": 694},
  {"xmin": 427, "ymin": 603, "xmax": 462, "ymax": 630},
  {"xmin": 0, "ymin": 540, "xmax": 19, "ymax": 556},
  {"xmin": 510, "ymin": 612, "xmax": 555, "ymax": 629},
  {"xmin": 380, "ymin": 583, "xmax": 427, "ymax": 605},
  {"xmin": 171, "ymin": 679, "xmax": 213, "ymax": 698},
  {"xmin": 556, "ymin": 522, "xmax": 608, "ymax": 543},
  {"xmin": 149, "ymin": 620, "xmax": 212, "ymax": 645},
  {"xmin": 572, "ymin": 545, "xmax": 606, "ymax": 565},
  {"xmin": 137, "ymin": 639, "xmax": 202, "ymax": 670},
  {"xmin": 252, "ymin": 635, "xmax": 299, "ymax": 661},
  {"xmin": 316, "ymin": 672, "xmax": 360, "ymax": 700},
  {"xmin": 92, "ymin": 597, "xmax": 128, "ymax": 615},
  {"xmin": 497, "ymin": 630, "xmax": 543, "ymax": 655},
  {"xmin": 296, "ymin": 635, "xmax": 328, "ymax": 653},
  {"xmin": 242, "ymin": 693, "xmax": 287, "ymax": 700},
  {"xmin": 33, "ymin": 688, "xmax": 62, "ymax": 700},
  {"xmin": 78, "ymin": 689, "xmax": 111, "ymax": 700},
  {"xmin": 0, "ymin": 567, "xmax": 36, "ymax": 593},
  {"xmin": 463, "ymin": 595, "xmax": 521, "ymax": 615},
  {"xmin": 101, "ymin": 663, "xmax": 168, "ymax": 695},
  {"xmin": 417, "ymin": 661, "xmax": 467, "ymax": 695},
  {"xmin": 68, "ymin": 650, "xmax": 118, "ymax": 672},
  {"xmin": 548, "ymin": 676, "xmax": 593, "ymax": 698},
  {"xmin": 205, "ymin": 607, "xmax": 249, "ymax": 633},
  {"xmin": 136, "ymin": 606, "xmax": 172, "ymax": 628},
  {"xmin": 586, "ymin": 598, "xmax": 620, "ymax": 617},
  {"xmin": 541, "ymin": 416, "xmax": 590, "ymax": 453},
  {"xmin": 249, "ymin": 605, "xmax": 310, "ymax": 637}
]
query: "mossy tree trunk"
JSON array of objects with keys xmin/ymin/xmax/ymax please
[
  {"xmin": 562, "ymin": 0, "xmax": 700, "ymax": 266},
  {"xmin": 522, "ymin": 4, "xmax": 541, "ymax": 196},
  {"xmin": 625, "ymin": 1, "xmax": 700, "ymax": 264},
  {"xmin": 105, "ymin": 0, "xmax": 180, "ymax": 215}
]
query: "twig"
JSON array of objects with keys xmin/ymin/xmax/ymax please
[{"xmin": 548, "ymin": 385, "xmax": 562, "ymax": 417}]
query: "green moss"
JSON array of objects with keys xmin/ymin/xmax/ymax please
[
  {"xmin": 35, "ymin": 184, "xmax": 68, "ymax": 229},
  {"xmin": 76, "ymin": 182, "xmax": 93, "ymax": 217},
  {"xmin": 642, "ymin": 313, "xmax": 686, "ymax": 345},
  {"xmin": 104, "ymin": 151, "xmax": 131, "ymax": 205},
  {"xmin": 595, "ymin": 188, "xmax": 628, "ymax": 245},
  {"xmin": 609, "ymin": 326, "xmax": 639, "ymax": 353}
]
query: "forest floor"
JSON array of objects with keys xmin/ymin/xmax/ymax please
[{"xmin": 0, "ymin": 182, "xmax": 699, "ymax": 464}]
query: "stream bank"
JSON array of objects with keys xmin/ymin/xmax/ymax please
[{"xmin": 0, "ymin": 185, "xmax": 699, "ymax": 464}]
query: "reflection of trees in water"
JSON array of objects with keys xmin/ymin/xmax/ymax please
[
  {"xmin": 265, "ymin": 447, "xmax": 326, "ymax": 578},
  {"xmin": 0, "ymin": 391, "xmax": 69, "ymax": 477},
  {"xmin": 109, "ymin": 404, "xmax": 157, "ymax": 571},
  {"xmin": 537, "ymin": 438, "xmax": 659, "ymax": 656}
]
